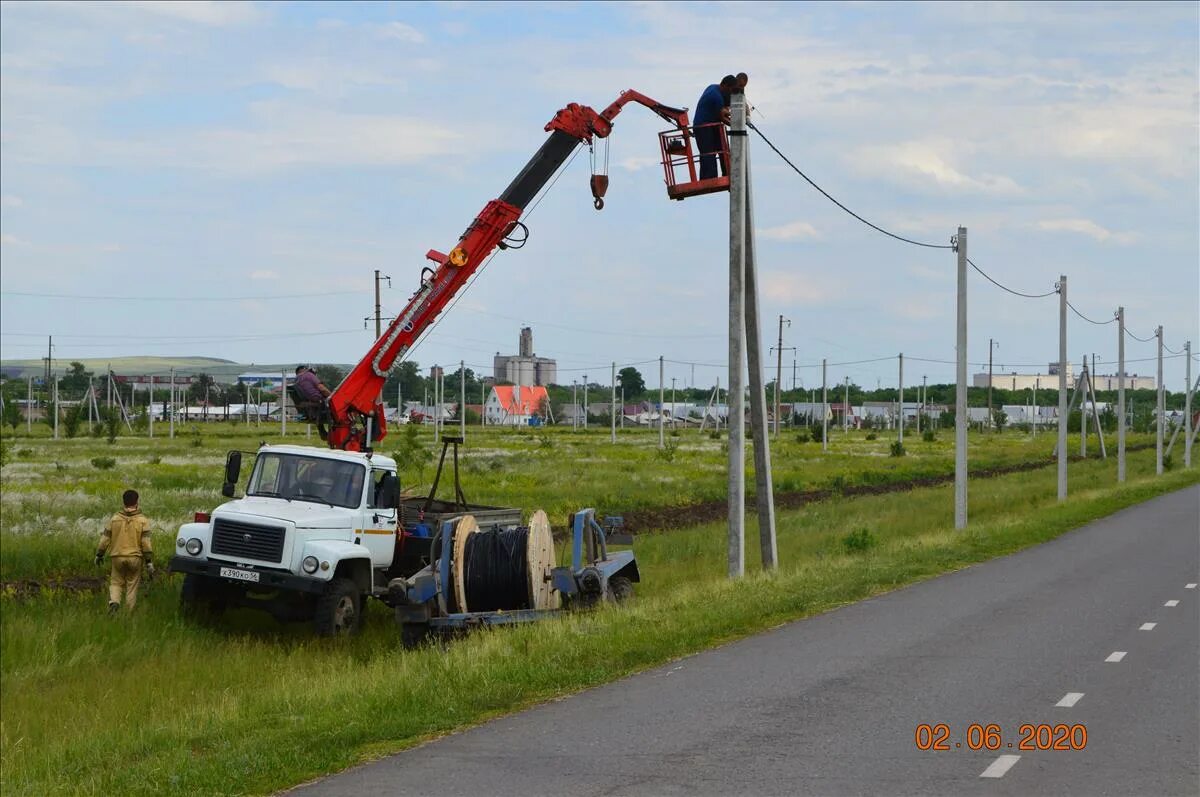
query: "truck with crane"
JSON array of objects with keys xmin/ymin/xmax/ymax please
[{"xmin": 168, "ymin": 87, "xmax": 731, "ymax": 637}]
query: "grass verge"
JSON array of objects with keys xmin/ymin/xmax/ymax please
[{"xmin": 0, "ymin": 450, "xmax": 1195, "ymax": 795}]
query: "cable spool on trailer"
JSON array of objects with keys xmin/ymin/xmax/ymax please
[{"xmin": 450, "ymin": 511, "xmax": 559, "ymax": 613}]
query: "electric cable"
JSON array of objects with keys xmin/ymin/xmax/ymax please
[
  {"xmin": 1163, "ymin": 341, "xmax": 1186, "ymax": 355},
  {"xmin": 1066, "ymin": 301, "xmax": 1117, "ymax": 325},
  {"xmin": 1125, "ymin": 328, "xmax": 1157, "ymax": 343},
  {"xmin": 462, "ymin": 527, "xmax": 530, "ymax": 612},
  {"xmin": 746, "ymin": 121, "xmax": 953, "ymax": 250},
  {"xmin": 966, "ymin": 258, "xmax": 1058, "ymax": 299},
  {"xmin": 1, "ymin": 289, "xmax": 360, "ymax": 302}
]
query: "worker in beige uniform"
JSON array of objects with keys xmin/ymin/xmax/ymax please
[{"xmin": 95, "ymin": 489, "xmax": 154, "ymax": 612}]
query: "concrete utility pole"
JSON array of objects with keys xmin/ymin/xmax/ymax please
[
  {"xmin": 955, "ymin": 227, "xmax": 968, "ymax": 528},
  {"xmin": 774, "ymin": 315, "xmax": 789, "ymax": 439},
  {"xmin": 659, "ymin": 356, "xmax": 665, "ymax": 448},
  {"xmin": 583, "ymin": 374, "xmax": 589, "ymax": 430},
  {"xmin": 373, "ymin": 269, "xmax": 390, "ymax": 339},
  {"xmin": 1057, "ymin": 276, "xmax": 1068, "ymax": 501},
  {"xmin": 1080, "ymin": 356, "xmax": 1088, "ymax": 458},
  {"xmin": 1156, "ymin": 326, "xmax": 1164, "ymax": 475},
  {"xmin": 611, "ymin": 361, "xmax": 617, "ymax": 444},
  {"xmin": 1186, "ymin": 340, "xmax": 1193, "ymax": 468},
  {"xmin": 572, "ymin": 381, "xmax": 577, "ymax": 430},
  {"xmin": 1118, "ymin": 307, "xmax": 1126, "ymax": 482},
  {"xmin": 434, "ymin": 366, "xmax": 441, "ymax": 446},
  {"xmin": 898, "ymin": 353, "xmax": 905, "ymax": 445},
  {"xmin": 170, "ymin": 367, "xmax": 176, "ymax": 439},
  {"xmin": 987, "ymin": 338, "xmax": 996, "ymax": 431},
  {"xmin": 1033, "ymin": 378, "xmax": 1039, "ymax": 438},
  {"xmin": 727, "ymin": 87, "xmax": 748, "ymax": 578},
  {"xmin": 843, "ymin": 377, "xmax": 849, "ymax": 434},
  {"xmin": 460, "ymin": 360, "xmax": 466, "ymax": 441},
  {"xmin": 280, "ymin": 371, "xmax": 287, "ymax": 436},
  {"xmin": 737, "ymin": 102, "xmax": 777, "ymax": 570},
  {"xmin": 52, "ymin": 374, "xmax": 59, "ymax": 439},
  {"xmin": 821, "ymin": 358, "xmax": 828, "ymax": 453},
  {"xmin": 671, "ymin": 377, "xmax": 677, "ymax": 429},
  {"xmin": 26, "ymin": 376, "xmax": 32, "ymax": 434}
]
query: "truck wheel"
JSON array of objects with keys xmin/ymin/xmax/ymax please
[
  {"xmin": 314, "ymin": 578, "xmax": 361, "ymax": 636},
  {"xmin": 608, "ymin": 576, "xmax": 634, "ymax": 603},
  {"xmin": 180, "ymin": 574, "xmax": 226, "ymax": 619}
]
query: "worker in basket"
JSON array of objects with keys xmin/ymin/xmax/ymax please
[
  {"xmin": 694, "ymin": 73, "xmax": 744, "ymax": 180},
  {"xmin": 292, "ymin": 365, "xmax": 332, "ymax": 439}
]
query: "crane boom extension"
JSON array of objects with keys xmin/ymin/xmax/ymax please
[{"xmin": 326, "ymin": 90, "xmax": 694, "ymax": 451}]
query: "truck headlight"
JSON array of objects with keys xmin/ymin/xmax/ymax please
[
  {"xmin": 185, "ymin": 538, "xmax": 203, "ymax": 556},
  {"xmin": 302, "ymin": 556, "xmax": 319, "ymax": 574}
]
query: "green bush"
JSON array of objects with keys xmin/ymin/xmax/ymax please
[
  {"xmin": 889, "ymin": 441, "xmax": 906, "ymax": 457},
  {"xmin": 708, "ymin": 430, "xmax": 721, "ymax": 440},
  {"xmin": 841, "ymin": 527, "xmax": 877, "ymax": 553},
  {"xmin": 90, "ymin": 456, "xmax": 116, "ymax": 470},
  {"xmin": 656, "ymin": 439, "xmax": 678, "ymax": 463},
  {"xmin": 865, "ymin": 432, "xmax": 878, "ymax": 441},
  {"xmin": 922, "ymin": 429, "xmax": 936, "ymax": 442},
  {"xmin": 794, "ymin": 429, "xmax": 811, "ymax": 444}
]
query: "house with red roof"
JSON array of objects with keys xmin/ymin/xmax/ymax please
[{"xmin": 484, "ymin": 385, "xmax": 549, "ymax": 426}]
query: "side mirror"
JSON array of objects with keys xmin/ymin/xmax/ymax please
[{"xmin": 222, "ymin": 451, "xmax": 242, "ymax": 498}]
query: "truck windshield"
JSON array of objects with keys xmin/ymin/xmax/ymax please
[{"xmin": 247, "ymin": 453, "xmax": 366, "ymax": 508}]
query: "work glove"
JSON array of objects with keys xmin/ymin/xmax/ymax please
[{"xmin": 94, "ymin": 551, "xmax": 104, "ymax": 567}]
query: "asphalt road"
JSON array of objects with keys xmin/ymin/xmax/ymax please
[{"xmin": 293, "ymin": 486, "xmax": 1200, "ymax": 797}]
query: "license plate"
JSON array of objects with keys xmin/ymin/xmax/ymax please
[{"xmin": 220, "ymin": 566, "xmax": 260, "ymax": 583}]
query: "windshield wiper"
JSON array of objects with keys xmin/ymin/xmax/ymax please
[
  {"xmin": 249, "ymin": 490, "xmax": 291, "ymax": 502},
  {"xmin": 289, "ymin": 495, "xmax": 337, "ymax": 508}
]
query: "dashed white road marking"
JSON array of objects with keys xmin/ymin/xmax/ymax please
[
  {"xmin": 1055, "ymin": 692, "xmax": 1084, "ymax": 707},
  {"xmin": 980, "ymin": 755, "xmax": 1021, "ymax": 778},
  {"xmin": 1106, "ymin": 651, "xmax": 1127, "ymax": 663},
  {"xmin": 1186, "ymin": 583, "xmax": 1197, "ymax": 589},
  {"xmin": 1164, "ymin": 600, "xmax": 1180, "ymax": 607},
  {"xmin": 1140, "ymin": 623, "xmax": 1157, "ymax": 631}
]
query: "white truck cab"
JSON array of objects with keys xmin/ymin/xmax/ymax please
[{"xmin": 169, "ymin": 444, "xmax": 404, "ymax": 635}]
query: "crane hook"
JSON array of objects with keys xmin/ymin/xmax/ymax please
[{"xmin": 594, "ymin": 196, "xmax": 604, "ymax": 211}]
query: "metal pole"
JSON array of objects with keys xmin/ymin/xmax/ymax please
[
  {"xmin": 583, "ymin": 375, "xmax": 589, "ymax": 430},
  {"xmin": 170, "ymin": 367, "xmax": 176, "ymax": 439},
  {"xmin": 821, "ymin": 359, "xmax": 828, "ymax": 452},
  {"xmin": 727, "ymin": 88, "xmax": 748, "ymax": 579},
  {"xmin": 1186, "ymin": 340, "xmax": 1193, "ymax": 468},
  {"xmin": 1118, "ymin": 307, "xmax": 1125, "ymax": 481},
  {"xmin": 52, "ymin": 374, "xmax": 59, "ymax": 439},
  {"xmin": 148, "ymin": 375, "xmax": 154, "ymax": 438},
  {"xmin": 620, "ymin": 387, "xmax": 625, "ymax": 429},
  {"xmin": 1033, "ymin": 378, "xmax": 1038, "ymax": 438},
  {"xmin": 742, "ymin": 142, "xmax": 777, "ymax": 569},
  {"xmin": 281, "ymin": 371, "xmax": 287, "ymax": 436},
  {"xmin": 26, "ymin": 375, "xmax": 32, "ymax": 434},
  {"xmin": 460, "ymin": 360, "xmax": 466, "ymax": 441},
  {"xmin": 572, "ymin": 381, "xmax": 577, "ymax": 430},
  {"xmin": 1057, "ymin": 276, "xmax": 1068, "ymax": 500},
  {"xmin": 898, "ymin": 353, "xmax": 904, "ymax": 445},
  {"xmin": 955, "ymin": 228, "xmax": 968, "ymax": 528},
  {"xmin": 1156, "ymin": 326, "xmax": 1164, "ymax": 475},
  {"xmin": 374, "ymin": 269, "xmax": 383, "ymax": 339},
  {"xmin": 658, "ymin": 356, "xmax": 665, "ymax": 448}
]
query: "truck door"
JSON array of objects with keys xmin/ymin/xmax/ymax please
[{"xmin": 359, "ymin": 467, "xmax": 398, "ymax": 572}]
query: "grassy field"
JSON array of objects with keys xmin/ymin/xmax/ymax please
[
  {"xmin": 0, "ymin": 429, "xmax": 1195, "ymax": 795},
  {"xmin": 0, "ymin": 421, "xmax": 1155, "ymax": 583}
]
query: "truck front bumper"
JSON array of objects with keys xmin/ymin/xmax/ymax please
[{"xmin": 169, "ymin": 556, "xmax": 328, "ymax": 594}]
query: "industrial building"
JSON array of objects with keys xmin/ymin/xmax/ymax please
[
  {"xmin": 493, "ymin": 327, "xmax": 557, "ymax": 386},
  {"xmin": 973, "ymin": 361, "xmax": 1154, "ymax": 391}
]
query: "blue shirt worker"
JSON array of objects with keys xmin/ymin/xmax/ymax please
[{"xmin": 693, "ymin": 74, "xmax": 738, "ymax": 180}]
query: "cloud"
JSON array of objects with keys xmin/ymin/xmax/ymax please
[
  {"xmin": 1036, "ymin": 218, "xmax": 1138, "ymax": 245},
  {"xmin": 117, "ymin": 1, "xmax": 263, "ymax": 26},
  {"xmin": 619, "ymin": 156, "xmax": 659, "ymax": 172},
  {"xmin": 760, "ymin": 272, "xmax": 836, "ymax": 305},
  {"xmin": 250, "ymin": 270, "xmax": 280, "ymax": 280},
  {"xmin": 373, "ymin": 21, "xmax": 425, "ymax": 44},
  {"xmin": 854, "ymin": 141, "xmax": 1024, "ymax": 197},
  {"xmin": 758, "ymin": 220, "xmax": 821, "ymax": 242},
  {"xmin": 1, "ymin": 196, "xmax": 24, "ymax": 208},
  {"xmin": 1, "ymin": 233, "xmax": 29, "ymax": 246}
]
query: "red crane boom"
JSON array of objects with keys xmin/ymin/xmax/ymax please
[{"xmin": 326, "ymin": 89, "xmax": 724, "ymax": 451}]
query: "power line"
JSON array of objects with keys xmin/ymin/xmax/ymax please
[
  {"xmin": 747, "ymin": 121, "xmax": 953, "ymax": 250},
  {"xmin": 1125, "ymin": 328, "xmax": 1157, "ymax": 343},
  {"xmin": 1, "ymin": 289, "xmax": 361, "ymax": 302},
  {"xmin": 967, "ymin": 258, "xmax": 1057, "ymax": 299},
  {"xmin": 1066, "ymin": 301, "xmax": 1116, "ymax": 325}
]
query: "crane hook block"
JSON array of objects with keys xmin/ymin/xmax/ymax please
[{"xmin": 590, "ymin": 174, "xmax": 609, "ymax": 212}]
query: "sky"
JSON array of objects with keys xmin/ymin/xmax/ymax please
[{"xmin": 1, "ymin": 0, "xmax": 1197, "ymax": 392}]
